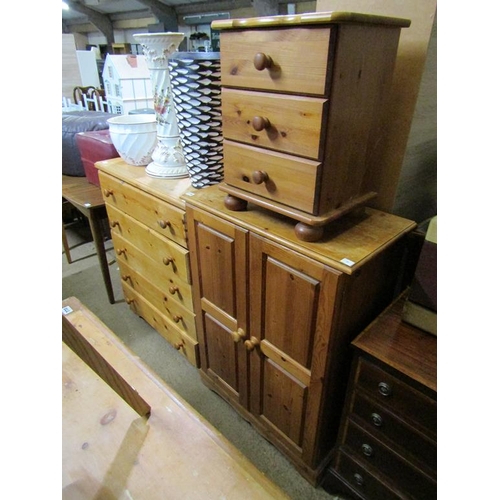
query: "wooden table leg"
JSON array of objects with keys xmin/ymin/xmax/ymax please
[
  {"xmin": 88, "ymin": 209, "xmax": 115, "ymax": 304},
  {"xmin": 62, "ymin": 221, "xmax": 72, "ymax": 264}
]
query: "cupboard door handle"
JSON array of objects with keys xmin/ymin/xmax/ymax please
[
  {"xmin": 163, "ymin": 257, "xmax": 174, "ymax": 266},
  {"xmin": 252, "ymin": 170, "xmax": 268, "ymax": 184},
  {"xmin": 231, "ymin": 328, "xmax": 245, "ymax": 343},
  {"xmin": 252, "ymin": 116, "xmax": 270, "ymax": 131},
  {"xmin": 110, "ymin": 220, "xmax": 120, "ymax": 228},
  {"xmin": 254, "ymin": 52, "xmax": 273, "ymax": 71},
  {"xmin": 378, "ymin": 382, "xmax": 392, "ymax": 397},
  {"xmin": 371, "ymin": 413, "xmax": 383, "ymax": 427},
  {"xmin": 169, "ymin": 285, "xmax": 179, "ymax": 295},
  {"xmin": 158, "ymin": 219, "xmax": 171, "ymax": 229},
  {"xmin": 244, "ymin": 336, "xmax": 260, "ymax": 351},
  {"xmin": 116, "ymin": 248, "xmax": 127, "ymax": 256},
  {"xmin": 103, "ymin": 189, "xmax": 113, "ymax": 197}
]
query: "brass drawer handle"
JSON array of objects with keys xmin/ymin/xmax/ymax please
[
  {"xmin": 361, "ymin": 443, "xmax": 374, "ymax": 457},
  {"xmin": 158, "ymin": 219, "xmax": 171, "ymax": 229},
  {"xmin": 252, "ymin": 170, "xmax": 268, "ymax": 185},
  {"xmin": 231, "ymin": 328, "xmax": 245, "ymax": 343},
  {"xmin": 378, "ymin": 382, "xmax": 392, "ymax": 397},
  {"xmin": 252, "ymin": 116, "xmax": 270, "ymax": 131},
  {"xmin": 103, "ymin": 188, "xmax": 113, "ymax": 197},
  {"xmin": 371, "ymin": 412, "xmax": 383, "ymax": 427},
  {"xmin": 254, "ymin": 52, "xmax": 273, "ymax": 71},
  {"xmin": 244, "ymin": 336, "xmax": 260, "ymax": 351}
]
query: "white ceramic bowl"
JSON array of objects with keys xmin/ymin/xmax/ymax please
[{"xmin": 107, "ymin": 114, "xmax": 157, "ymax": 166}]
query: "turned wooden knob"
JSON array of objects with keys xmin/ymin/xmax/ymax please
[
  {"xmin": 252, "ymin": 116, "xmax": 270, "ymax": 131},
  {"xmin": 252, "ymin": 170, "xmax": 268, "ymax": 184},
  {"xmin": 116, "ymin": 248, "xmax": 127, "ymax": 256},
  {"xmin": 103, "ymin": 189, "xmax": 113, "ymax": 197},
  {"xmin": 174, "ymin": 340, "xmax": 185, "ymax": 350},
  {"xmin": 254, "ymin": 52, "xmax": 273, "ymax": 71},
  {"xmin": 244, "ymin": 336, "xmax": 260, "ymax": 351},
  {"xmin": 110, "ymin": 220, "xmax": 120, "ymax": 228},
  {"xmin": 169, "ymin": 285, "xmax": 179, "ymax": 295},
  {"xmin": 173, "ymin": 315, "xmax": 182, "ymax": 323},
  {"xmin": 163, "ymin": 257, "xmax": 174, "ymax": 266},
  {"xmin": 158, "ymin": 219, "xmax": 171, "ymax": 229},
  {"xmin": 121, "ymin": 275, "xmax": 131, "ymax": 282},
  {"xmin": 125, "ymin": 297, "xmax": 134, "ymax": 305},
  {"xmin": 231, "ymin": 328, "xmax": 245, "ymax": 343}
]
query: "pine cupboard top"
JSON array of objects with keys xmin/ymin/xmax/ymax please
[
  {"xmin": 211, "ymin": 11, "xmax": 411, "ymax": 30},
  {"xmin": 96, "ymin": 158, "xmax": 193, "ymax": 210},
  {"xmin": 182, "ymin": 185, "xmax": 416, "ymax": 275}
]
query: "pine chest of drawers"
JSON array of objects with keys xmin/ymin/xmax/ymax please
[
  {"xmin": 212, "ymin": 11, "xmax": 411, "ymax": 242},
  {"xmin": 96, "ymin": 158, "xmax": 199, "ymax": 367},
  {"xmin": 323, "ymin": 294, "xmax": 437, "ymax": 499}
]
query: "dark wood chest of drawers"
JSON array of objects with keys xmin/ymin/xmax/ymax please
[{"xmin": 323, "ymin": 294, "xmax": 437, "ymax": 499}]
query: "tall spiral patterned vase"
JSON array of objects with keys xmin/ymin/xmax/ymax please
[
  {"xmin": 133, "ymin": 33, "xmax": 188, "ymax": 179},
  {"xmin": 168, "ymin": 52, "xmax": 224, "ymax": 189}
]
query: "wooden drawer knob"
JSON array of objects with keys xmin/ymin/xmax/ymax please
[
  {"xmin": 169, "ymin": 285, "xmax": 179, "ymax": 295},
  {"xmin": 173, "ymin": 315, "xmax": 182, "ymax": 323},
  {"xmin": 163, "ymin": 257, "xmax": 174, "ymax": 266},
  {"xmin": 252, "ymin": 116, "xmax": 270, "ymax": 131},
  {"xmin": 252, "ymin": 171, "xmax": 268, "ymax": 184},
  {"xmin": 116, "ymin": 248, "xmax": 127, "ymax": 256},
  {"xmin": 125, "ymin": 297, "xmax": 134, "ymax": 305},
  {"xmin": 231, "ymin": 328, "xmax": 245, "ymax": 343},
  {"xmin": 253, "ymin": 52, "xmax": 273, "ymax": 71},
  {"xmin": 174, "ymin": 340, "xmax": 185, "ymax": 350},
  {"xmin": 121, "ymin": 275, "xmax": 131, "ymax": 282},
  {"xmin": 103, "ymin": 189, "xmax": 113, "ymax": 197},
  {"xmin": 158, "ymin": 219, "xmax": 171, "ymax": 229},
  {"xmin": 244, "ymin": 336, "xmax": 260, "ymax": 351},
  {"xmin": 110, "ymin": 220, "xmax": 120, "ymax": 228}
]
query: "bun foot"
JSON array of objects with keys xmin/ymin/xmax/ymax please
[
  {"xmin": 294, "ymin": 222, "xmax": 324, "ymax": 242},
  {"xmin": 224, "ymin": 194, "xmax": 248, "ymax": 211}
]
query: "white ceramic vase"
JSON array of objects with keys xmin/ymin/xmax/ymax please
[{"xmin": 133, "ymin": 32, "xmax": 188, "ymax": 179}]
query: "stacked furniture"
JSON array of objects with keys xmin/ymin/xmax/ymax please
[
  {"xmin": 322, "ymin": 293, "xmax": 437, "ymax": 499},
  {"xmin": 212, "ymin": 12, "xmax": 411, "ymax": 241},
  {"xmin": 96, "ymin": 158, "xmax": 199, "ymax": 367}
]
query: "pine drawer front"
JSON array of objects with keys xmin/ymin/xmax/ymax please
[
  {"xmin": 118, "ymin": 260, "xmax": 196, "ymax": 340},
  {"xmin": 219, "ymin": 27, "xmax": 332, "ymax": 95},
  {"xmin": 122, "ymin": 282, "xmax": 199, "ymax": 367},
  {"xmin": 100, "ymin": 172, "xmax": 187, "ymax": 248},
  {"xmin": 112, "ymin": 233, "xmax": 193, "ymax": 311},
  {"xmin": 350, "ymin": 392, "xmax": 437, "ymax": 470},
  {"xmin": 356, "ymin": 358, "xmax": 436, "ymax": 438},
  {"xmin": 221, "ymin": 88, "xmax": 327, "ymax": 159},
  {"xmin": 342, "ymin": 419, "xmax": 436, "ymax": 497},
  {"xmin": 107, "ymin": 205, "xmax": 191, "ymax": 284},
  {"xmin": 223, "ymin": 141, "xmax": 320, "ymax": 213},
  {"xmin": 335, "ymin": 450, "xmax": 401, "ymax": 500}
]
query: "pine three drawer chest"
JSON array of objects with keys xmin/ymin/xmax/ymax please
[{"xmin": 212, "ymin": 11, "xmax": 411, "ymax": 242}]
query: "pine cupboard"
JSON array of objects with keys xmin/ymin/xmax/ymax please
[{"xmin": 184, "ymin": 186, "xmax": 416, "ymax": 484}]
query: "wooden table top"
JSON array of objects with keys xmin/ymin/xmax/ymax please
[{"xmin": 62, "ymin": 175, "xmax": 104, "ymax": 209}]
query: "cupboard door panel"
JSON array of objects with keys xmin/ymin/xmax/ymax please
[
  {"xmin": 187, "ymin": 207, "xmax": 249, "ymax": 407},
  {"xmin": 262, "ymin": 359, "xmax": 308, "ymax": 448}
]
